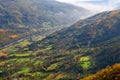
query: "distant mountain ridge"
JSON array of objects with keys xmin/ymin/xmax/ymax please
[{"xmin": 0, "ymin": 0, "xmax": 90, "ymax": 46}]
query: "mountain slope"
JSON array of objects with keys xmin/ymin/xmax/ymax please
[
  {"xmin": 30, "ymin": 10, "xmax": 120, "ymax": 76},
  {"xmin": 1, "ymin": 10, "xmax": 120, "ymax": 80},
  {"xmin": 0, "ymin": 0, "xmax": 90, "ymax": 47},
  {"xmin": 39, "ymin": 10, "xmax": 120, "ymax": 48}
]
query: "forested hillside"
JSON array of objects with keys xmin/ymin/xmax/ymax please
[
  {"xmin": 27, "ymin": 10, "xmax": 120, "ymax": 79},
  {"xmin": 0, "ymin": 9, "xmax": 120, "ymax": 80},
  {"xmin": 0, "ymin": 0, "xmax": 90, "ymax": 47}
]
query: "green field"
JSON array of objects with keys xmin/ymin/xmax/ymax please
[{"xmin": 80, "ymin": 56, "xmax": 91, "ymax": 69}]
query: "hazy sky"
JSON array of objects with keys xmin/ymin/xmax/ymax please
[{"xmin": 56, "ymin": 0, "xmax": 120, "ymax": 13}]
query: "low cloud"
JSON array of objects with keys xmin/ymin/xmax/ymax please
[{"xmin": 56, "ymin": 0, "xmax": 120, "ymax": 13}]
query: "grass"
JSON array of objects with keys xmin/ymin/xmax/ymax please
[
  {"xmin": 47, "ymin": 63, "xmax": 60, "ymax": 71},
  {"xmin": 2, "ymin": 58, "xmax": 30, "ymax": 65},
  {"xmin": 0, "ymin": 70, "xmax": 2, "ymax": 73},
  {"xmin": 18, "ymin": 40, "xmax": 31, "ymax": 47},
  {"xmin": 12, "ymin": 67, "xmax": 31, "ymax": 77},
  {"xmin": 15, "ymin": 58, "xmax": 30, "ymax": 63},
  {"xmin": 1, "ymin": 39, "xmax": 32, "ymax": 55},
  {"xmin": 20, "ymin": 67, "xmax": 30, "ymax": 73},
  {"xmin": 5, "ymin": 46, "xmax": 18, "ymax": 53},
  {"xmin": 29, "ymin": 72, "xmax": 47, "ymax": 79},
  {"xmin": 80, "ymin": 56, "xmax": 90, "ymax": 61},
  {"xmin": 46, "ymin": 45, "xmax": 52, "ymax": 50},
  {"xmin": 80, "ymin": 56, "xmax": 91, "ymax": 69},
  {"xmin": 0, "ymin": 61, "xmax": 5, "ymax": 66},
  {"xmin": 5, "ymin": 59, "xmax": 16, "ymax": 63},
  {"xmin": 0, "ymin": 78, "xmax": 3, "ymax": 80},
  {"xmin": 33, "ymin": 35, "xmax": 46, "ymax": 41},
  {"xmin": 13, "ymin": 53, "xmax": 30, "ymax": 57},
  {"xmin": 81, "ymin": 62, "xmax": 91, "ymax": 69},
  {"xmin": 34, "ymin": 60, "xmax": 44, "ymax": 65}
]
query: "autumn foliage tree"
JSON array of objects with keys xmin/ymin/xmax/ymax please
[{"xmin": 81, "ymin": 63, "xmax": 120, "ymax": 80}]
